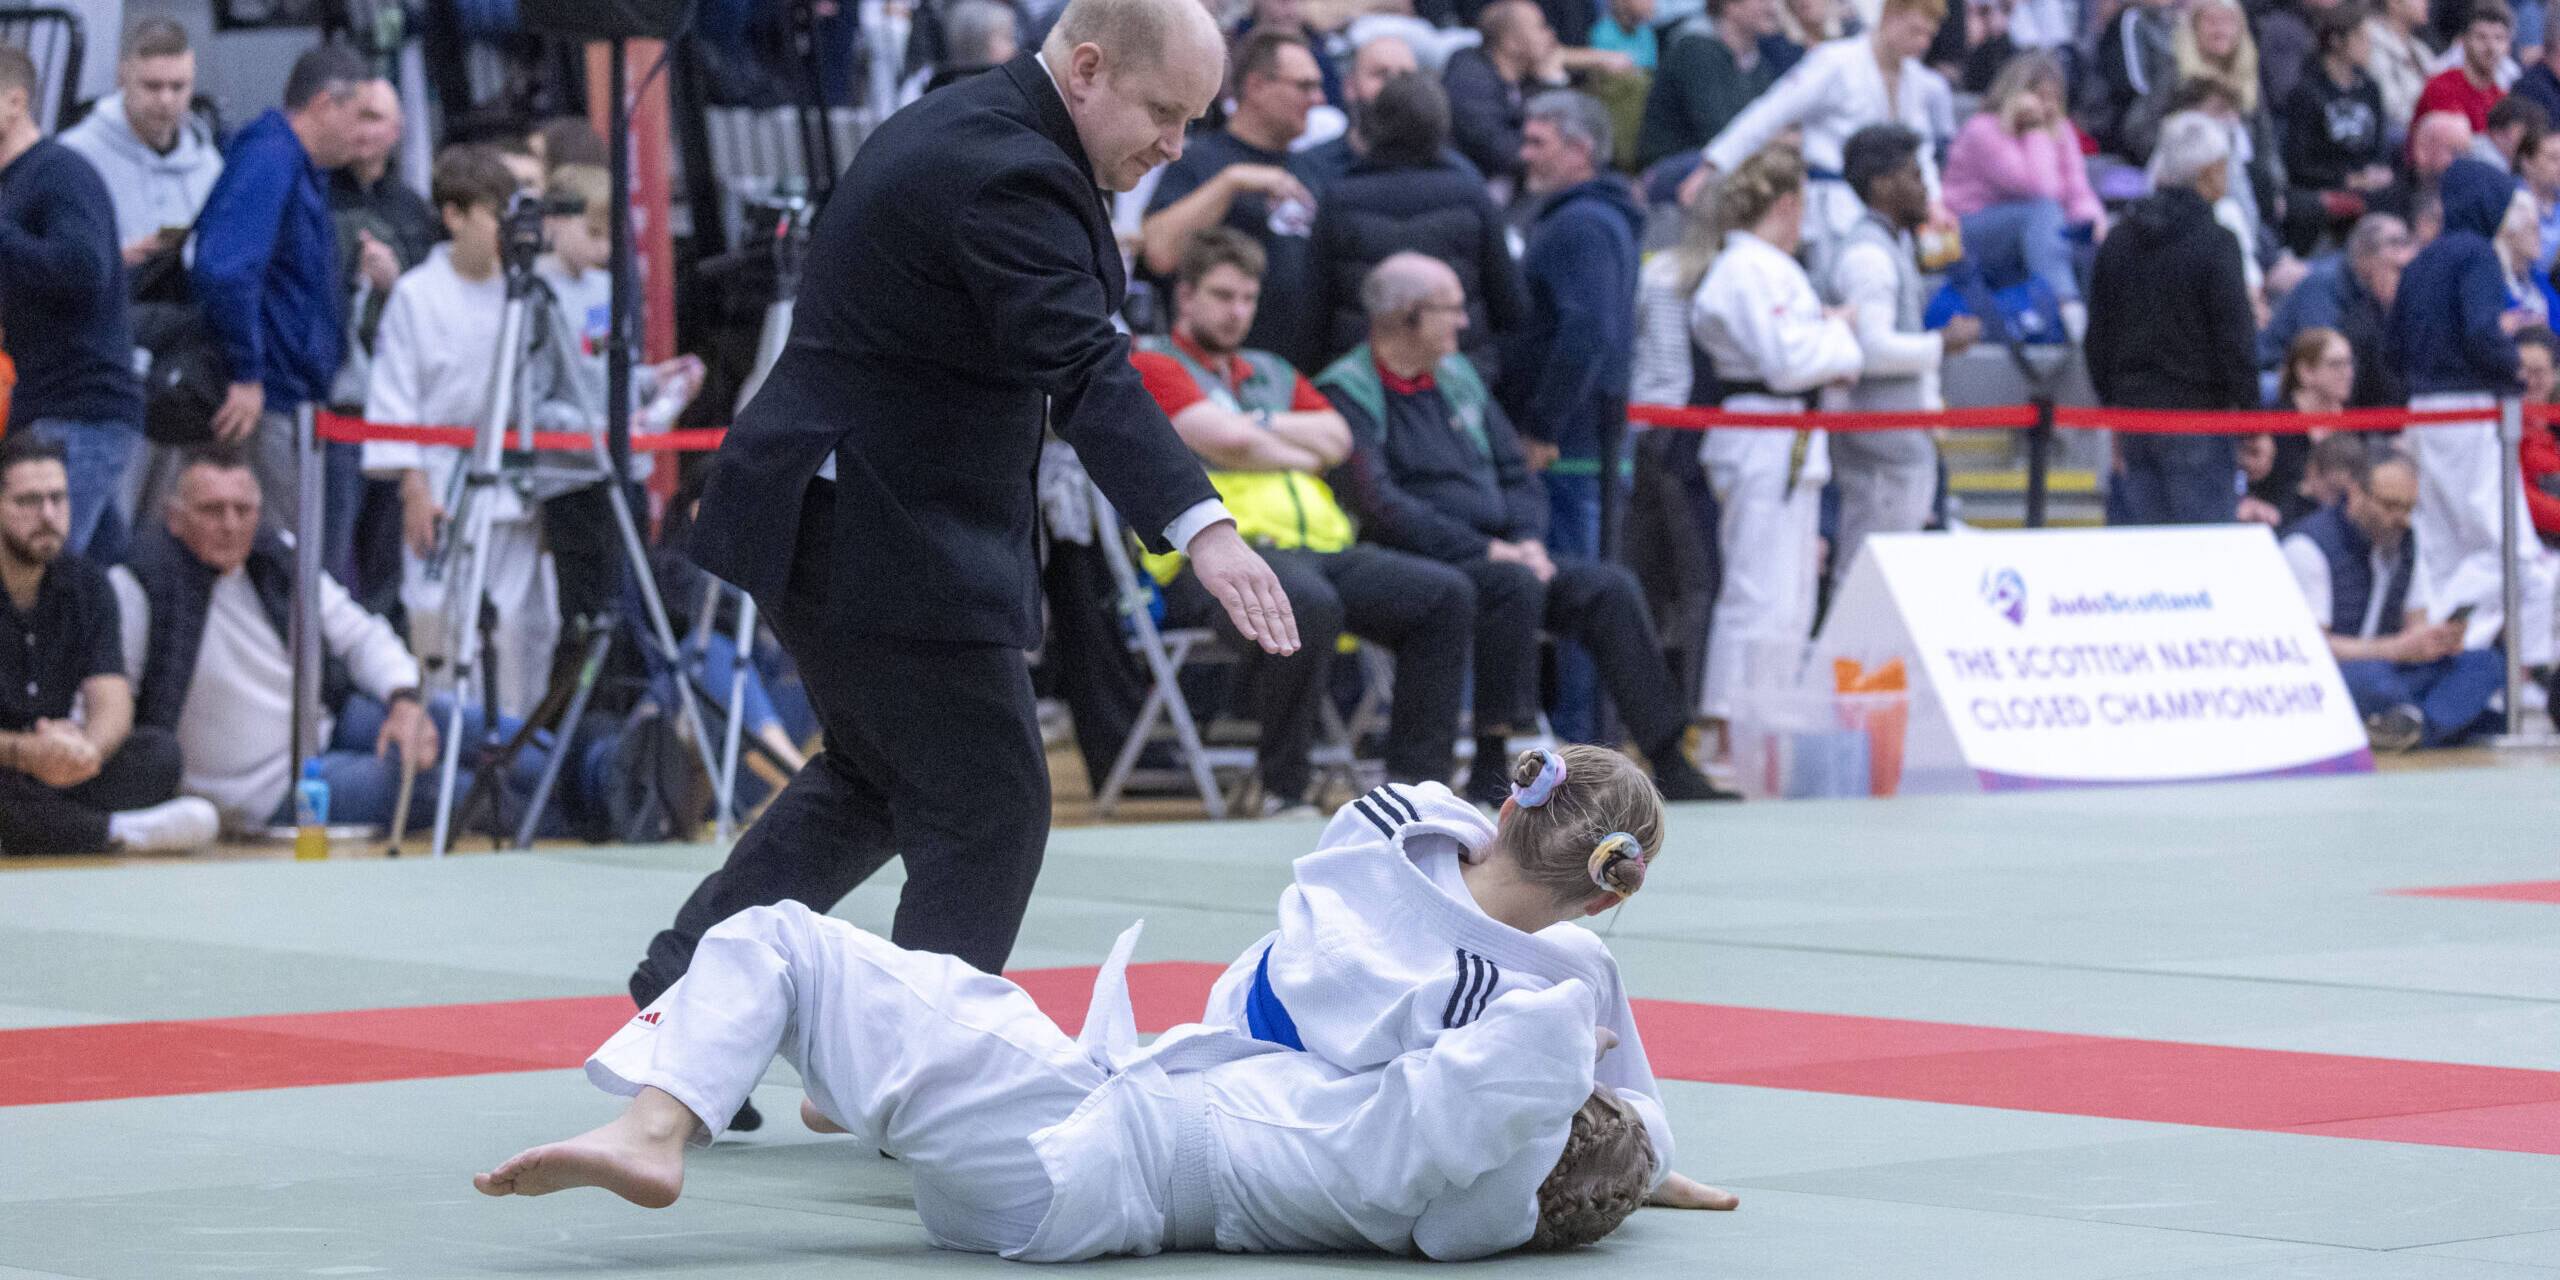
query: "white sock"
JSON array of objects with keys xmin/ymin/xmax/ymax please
[{"xmin": 106, "ymin": 796, "xmax": 220, "ymax": 853}]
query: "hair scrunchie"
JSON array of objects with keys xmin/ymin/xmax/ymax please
[
  {"xmin": 1513, "ymin": 749, "xmax": 1568, "ymax": 807},
  {"xmin": 1587, "ymin": 832, "xmax": 1645, "ymax": 896}
]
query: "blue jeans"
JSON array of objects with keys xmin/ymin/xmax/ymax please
[
  {"xmin": 1960, "ymin": 198, "xmax": 2084, "ymax": 305},
  {"xmin": 2336, "ymin": 650, "xmax": 2507, "ymax": 747},
  {"xmin": 271, "ymin": 694, "xmax": 557, "ymax": 832},
  {"xmin": 23, "ymin": 418, "xmax": 141, "ymax": 559},
  {"xmin": 2111, "ymin": 433, "xmax": 2238, "ymax": 525},
  {"xmin": 1544, "ymin": 469, "xmax": 1604, "ymax": 743}
]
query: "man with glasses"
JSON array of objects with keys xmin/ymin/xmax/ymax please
[
  {"xmin": 2259, "ymin": 213, "xmax": 2418, "ymax": 407},
  {"xmin": 1141, "ymin": 29, "xmax": 1330, "ymax": 369},
  {"xmin": 2281, "ymin": 447, "xmax": 2504, "ymax": 750},
  {"xmin": 0, "ymin": 433, "xmax": 214, "ymax": 855}
]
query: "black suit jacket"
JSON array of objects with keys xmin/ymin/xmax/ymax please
[{"xmin": 689, "ymin": 53, "xmax": 1219, "ymax": 648}]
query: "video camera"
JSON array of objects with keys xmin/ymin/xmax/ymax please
[{"xmin": 499, "ymin": 189, "xmax": 594, "ymax": 281}]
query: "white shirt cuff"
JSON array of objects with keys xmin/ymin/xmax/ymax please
[{"xmin": 1165, "ymin": 498, "xmax": 1234, "ymax": 553}]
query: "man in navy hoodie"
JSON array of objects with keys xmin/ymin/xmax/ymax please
[
  {"xmin": 1506, "ymin": 89, "xmax": 1643, "ymax": 746},
  {"xmin": 2389, "ymin": 156, "xmax": 2541, "ymax": 660},
  {"xmin": 0, "ymin": 46, "xmax": 142, "ymax": 559},
  {"xmin": 191, "ymin": 42, "xmax": 381, "ymax": 529}
]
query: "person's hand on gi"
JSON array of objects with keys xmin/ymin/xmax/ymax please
[{"xmin": 1189, "ymin": 520, "xmax": 1300, "ymax": 655}]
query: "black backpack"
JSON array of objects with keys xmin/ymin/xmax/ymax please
[{"xmin": 127, "ymin": 246, "xmax": 231, "ymax": 445}]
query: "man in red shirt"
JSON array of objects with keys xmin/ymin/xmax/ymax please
[
  {"xmin": 2412, "ymin": 0, "xmax": 2511, "ymax": 135},
  {"xmin": 1128, "ymin": 228, "xmax": 1474, "ymax": 816}
]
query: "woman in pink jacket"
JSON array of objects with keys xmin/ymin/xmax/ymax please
[{"xmin": 1942, "ymin": 51, "xmax": 2106, "ymax": 334}]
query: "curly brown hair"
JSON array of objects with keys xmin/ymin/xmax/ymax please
[{"xmin": 1527, "ymin": 1090, "xmax": 1656, "ymax": 1249}]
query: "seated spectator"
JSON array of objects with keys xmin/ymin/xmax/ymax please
[
  {"xmin": 1636, "ymin": 0, "xmax": 1785, "ymax": 168},
  {"xmin": 2412, "ymin": 1, "xmax": 2511, "ymax": 134},
  {"xmin": 1143, "ymin": 30, "xmax": 1329, "ymax": 370},
  {"xmin": 2302, "ymin": 429, "xmax": 2374, "ymax": 509},
  {"xmin": 2411, "ymin": 108, "xmax": 2477, "ymax": 211},
  {"xmin": 2259, "ymin": 212, "xmax": 2415, "ymax": 406},
  {"xmin": 1319, "ymin": 253, "xmax": 1728, "ymax": 803},
  {"xmin": 2082, "ymin": 0, "xmax": 2178, "ymax": 157},
  {"xmin": 363, "ymin": 146, "xmax": 561, "ymax": 720},
  {"xmin": 1943, "ymin": 50, "xmax": 2102, "ymax": 333},
  {"xmin": 2521, "ymin": 122, "xmax": 2560, "ymax": 266},
  {"xmin": 1309, "ymin": 73, "xmax": 1525, "ymax": 376},
  {"xmin": 193, "ymin": 41, "xmax": 380, "ymax": 528},
  {"xmin": 1136, "ymin": 230, "xmax": 1472, "ymax": 815},
  {"xmin": 2497, "ymin": 173, "xmax": 2554, "ymax": 318},
  {"xmin": 1445, "ymin": 0, "xmax": 1569, "ymax": 190},
  {"xmin": 0, "ymin": 435, "xmax": 212, "ymax": 855},
  {"xmin": 60, "ymin": 19, "xmax": 223, "ymax": 268},
  {"xmin": 1301, "ymin": 35, "xmax": 1431, "ymax": 190},
  {"xmin": 111, "ymin": 446, "xmax": 545, "ymax": 833},
  {"xmin": 2091, "ymin": 113, "xmax": 2259, "ymax": 525},
  {"xmin": 2281, "ymin": 448, "xmax": 2502, "ymax": 749},
  {"xmin": 0, "ymin": 46, "xmax": 144, "ymax": 561},
  {"xmin": 2283, "ymin": 3, "xmax": 2400, "ymax": 256},
  {"xmin": 2517, "ymin": 323, "xmax": 2560, "ymax": 542},
  {"xmin": 1589, "ymin": 0, "xmax": 1662, "ymax": 69},
  {"xmin": 2364, "ymin": 0, "xmax": 2439, "ymax": 142},
  {"xmin": 2475, "ymin": 92, "xmax": 2549, "ymax": 169},
  {"xmin": 2172, "ymin": 77, "xmax": 2286, "ymax": 299},
  {"xmin": 1233, "ymin": 0, "xmax": 1345, "ymax": 109}
]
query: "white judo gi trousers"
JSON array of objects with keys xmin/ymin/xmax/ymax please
[
  {"xmin": 2407, "ymin": 393, "xmax": 2558, "ymax": 665},
  {"xmin": 1700, "ymin": 400, "xmax": 1829, "ymax": 720},
  {"xmin": 587, "ymin": 902, "xmax": 1104, "ymax": 1256}
]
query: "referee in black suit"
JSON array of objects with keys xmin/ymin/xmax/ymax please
[{"xmin": 637, "ymin": 0, "xmax": 1299, "ymax": 1112}]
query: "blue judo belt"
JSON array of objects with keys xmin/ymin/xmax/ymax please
[{"xmin": 1244, "ymin": 944, "xmax": 1305, "ymax": 1051}]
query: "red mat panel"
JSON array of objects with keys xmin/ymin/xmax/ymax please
[
  {"xmin": 8, "ymin": 963, "xmax": 2558, "ymax": 1158},
  {"xmin": 2390, "ymin": 880, "xmax": 2560, "ymax": 904}
]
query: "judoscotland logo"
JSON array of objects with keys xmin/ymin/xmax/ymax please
[{"xmin": 1981, "ymin": 567, "xmax": 2027, "ymax": 626}]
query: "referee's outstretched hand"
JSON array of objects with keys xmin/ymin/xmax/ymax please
[{"xmin": 1188, "ymin": 521, "xmax": 1300, "ymax": 656}]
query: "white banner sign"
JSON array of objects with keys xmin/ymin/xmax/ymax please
[{"xmin": 1815, "ymin": 527, "xmax": 2372, "ymax": 791}]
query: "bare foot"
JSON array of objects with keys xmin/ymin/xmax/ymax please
[
  {"xmin": 800, "ymin": 1097, "xmax": 847, "ymax": 1134},
  {"xmin": 1646, "ymin": 1170, "xmax": 1741, "ymax": 1211},
  {"xmin": 474, "ymin": 1087, "xmax": 698, "ymax": 1208}
]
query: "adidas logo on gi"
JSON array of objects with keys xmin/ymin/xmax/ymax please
[{"xmin": 634, "ymin": 1011, "xmax": 661, "ymax": 1026}]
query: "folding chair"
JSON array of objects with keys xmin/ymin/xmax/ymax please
[
  {"xmin": 0, "ymin": 5, "xmax": 84, "ymax": 132},
  {"xmin": 1087, "ymin": 483, "xmax": 1254, "ymax": 819}
]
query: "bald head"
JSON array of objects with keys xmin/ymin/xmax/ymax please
[
  {"xmin": 1349, "ymin": 34, "xmax": 1418, "ymax": 106},
  {"xmin": 1363, "ymin": 252, "xmax": 1467, "ymax": 367},
  {"xmin": 1042, "ymin": 0, "xmax": 1228, "ymax": 190},
  {"xmin": 1365, "ymin": 251, "xmax": 1459, "ymax": 319},
  {"xmin": 2413, "ymin": 110, "xmax": 2473, "ymax": 178},
  {"xmin": 1044, "ymin": 0, "xmax": 1224, "ymax": 80}
]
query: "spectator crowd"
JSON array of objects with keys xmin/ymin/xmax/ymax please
[{"xmin": 14, "ymin": 0, "xmax": 2560, "ymax": 852}]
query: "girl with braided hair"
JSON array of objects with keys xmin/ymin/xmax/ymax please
[
  {"xmin": 475, "ymin": 901, "xmax": 1656, "ymax": 1258},
  {"xmin": 1198, "ymin": 748, "xmax": 1738, "ymax": 1214}
]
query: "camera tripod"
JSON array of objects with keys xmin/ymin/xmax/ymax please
[{"xmin": 421, "ymin": 195, "xmax": 723, "ymax": 857}]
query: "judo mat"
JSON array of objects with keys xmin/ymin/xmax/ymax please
[{"xmin": 4, "ymin": 765, "xmax": 2558, "ymax": 1278}]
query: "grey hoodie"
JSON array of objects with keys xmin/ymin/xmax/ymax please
[{"xmin": 58, "ymin": 91, "xmax": 223, "ymax": 250}]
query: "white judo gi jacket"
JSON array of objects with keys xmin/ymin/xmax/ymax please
[
  {"xmin": 1199, "ymin": 781, "xmax": 1677, "ymax": 1190},
  {"xmin": 592, "ymin": 902, "xmax": 1605, "ymax": 1264},
  {"xmin": 1702, "ymin": 36, "xmax": 1946, "ymax": 248}
]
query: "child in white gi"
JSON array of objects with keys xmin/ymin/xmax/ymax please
[
  {"xmin": 1199, "ymin": 744, "xmax": 1737, "ymax": 1211},
  {"xmin": 475, "ymin": 901, "xmax": 1657, "ymax": 1261},
  {"xmin": 1692, "ymin": 145, "xmax": 1866, "ymax": 725}
]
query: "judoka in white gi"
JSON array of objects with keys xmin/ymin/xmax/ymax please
[
  {"xmin": 362, "ymin": 149, "xmax": 563, "ymax": 719},
  {"xmin": 474, "ymin": 901, "xmax": 1658, "ymax": 1260},
  {"xmin": 1199, "ymin": 745, "xmax": 1736, "ymax": 1211},
  {"xmin": 1697, "ymin": 0, "xmax": 1950, "ymax": 255},
  {"xmin": 1692, "ymin": 147, "xmax": 1867, "ymax": 722},
  {"xmin": 1815, "ymin": 124, "xmax": 1978, "ymax": 587}
]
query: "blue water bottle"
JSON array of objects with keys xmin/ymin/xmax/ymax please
[{"xmin": 294, "ymin": 760, "xmax": 331, "ymax": 860}]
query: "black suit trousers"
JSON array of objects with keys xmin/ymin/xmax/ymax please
[
  {"xmin": 631, "ymin": 482, "xmax": 1051, "ymax": 1005},
  {"xmin": 0, "ymin": 726, "xmax": 182, "ymax": 856},
  {"xmin": 1463, "ymin": 555, "xmax": 1688, "ymax": 756}
]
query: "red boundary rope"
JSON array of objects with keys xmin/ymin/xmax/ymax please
[
  {"xmin": 314, "ymin": 410, "xmax": 726, "ymax": 454},
  {"xmin": 1629, "ymin": 402, "xmax": 2540, "ymax": 434}
]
